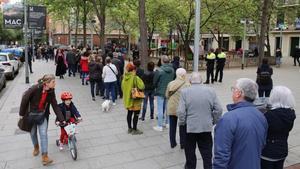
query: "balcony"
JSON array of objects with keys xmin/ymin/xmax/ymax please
[{"xmin": 279, "ymin": 0, "xmax": 300, "ymax": 7}]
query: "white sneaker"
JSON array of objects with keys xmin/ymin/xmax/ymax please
[
  {"xmin": 59, "ymin": 143, "xmax": 64, "ymax": 151},
  {"xmin": 165, "ymin": 124, "xmax": 169, "ymax": 129},
  {"xmin": 112, "ymin": 103, "xmax": 116, "ymax": 106},
  {"xmin": 153, "ymin": 126, "xmax": 163, "ymax": 132}
]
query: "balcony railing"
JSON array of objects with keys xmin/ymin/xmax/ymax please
[{"xmin": 279, "ymin": 0, "xmax": 300, "ymax": 7}]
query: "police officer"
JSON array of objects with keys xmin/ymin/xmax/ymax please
[
  {"xmin": 214, "ymin": 48, "xmax": 226, "ymax": 83},
  {"xmin": 204, "ymin": 48, "xmax": 216, "ymax": 84}
]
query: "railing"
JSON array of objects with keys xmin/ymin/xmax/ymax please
[{"xmin": 279, "ymin": 0, "xmax": 300, "ymax": 7}]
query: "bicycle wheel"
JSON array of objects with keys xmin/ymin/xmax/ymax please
[{"xmin": 69, "ymin": 136, "xmax": 77, "ymax": 160}]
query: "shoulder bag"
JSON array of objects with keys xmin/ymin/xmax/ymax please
[{"xmin": 131, "ymin": 76, "xmax": 145, "ymax": 99}]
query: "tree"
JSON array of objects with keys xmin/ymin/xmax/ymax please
[{"xmin": 139, "ymin": 0, "xmax": 148, "ymax": 69}]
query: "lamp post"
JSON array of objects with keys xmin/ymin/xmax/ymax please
[
  {"xmin": 193, "ymin": 0, "xmax": 201, "ymax": 72},
  {"xmin": 240, "ymin": 19, "xmax": 253, "ymax": 69},
  {"xmin": 90, "ymin": 19, "xmax": 96, "ymax": 50},
  {"xmin": 23, "ymin": 0, "xmax": 29, "ymax": 83}
]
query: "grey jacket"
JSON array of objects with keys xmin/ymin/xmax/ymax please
[
  {"xmin": 177, "ymin": 84, "xmax": 223, "ymax": 133},
  {"xmin": 66, "ymin": 51, "xmax": 77, "ymax": 65}
]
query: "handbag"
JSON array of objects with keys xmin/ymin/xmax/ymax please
[
  {"xmin": 131, "ymin": 76, "xmax": 145, "ymax": 99},
  {"xmin": 18, "ymin": 117, "xmax": 33, "ymax": 132},
  {"xmin": 27, "ymin": 111, "xmax": 45, "ymax": 125}
]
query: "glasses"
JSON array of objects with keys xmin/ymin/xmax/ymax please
[{"xmin": 231, "ymin": 86, "xmax": 243, "ymax": 93}]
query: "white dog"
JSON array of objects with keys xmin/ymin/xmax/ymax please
[{"xmin": 101, "ymin": 100, "xmax": 111, "ymax": 112}]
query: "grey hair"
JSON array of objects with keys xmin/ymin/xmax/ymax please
[
  {"xmin": 269, "ymin": 86, "xmax": 295, "ymax": 109},
  {"xmin": 176, "ymin": 68, "xmax": 187, "ymax": 78},
  {"xmin": 161, "ymin": 55, "xmax": 170, "ymax": 63},
  {"xmin": 236, "ymin": 78, "xmax": 258, "ymax": 102},
  {"xmin": 189, "ymin": 72, "xmax": 202, "ymax": 84}
]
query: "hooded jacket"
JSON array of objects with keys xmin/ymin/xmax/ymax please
[
  {"xmin": 121, "ymin": 72, "xmax": 145, "ymax": 110},
  {"xmin": 213, "ymin": 101, "xmax": 268, "ymax": 169},
  {"xmin": 262, "ymin": 108, "xmax": 296, "ymax": 159},
  {"xmin": 165, "ymin": 78, "xmax": 190, "ymax": 116},
  {"xmin": 153, "ymin": 63, "xmax": 175, "ymax": 97}
]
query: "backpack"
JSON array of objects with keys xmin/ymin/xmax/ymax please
[{"xmin": 258, "ymin": 70, "xmax": 271, "ymax": 85}]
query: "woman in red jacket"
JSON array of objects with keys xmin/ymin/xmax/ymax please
[{"xmin": 80, "ymin": 51, "xmax": 89, "ymax": 85}]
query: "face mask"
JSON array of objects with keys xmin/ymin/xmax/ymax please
[{"xmin": 64, "ymin": 100, "xmax": 72, "ymax": 106}]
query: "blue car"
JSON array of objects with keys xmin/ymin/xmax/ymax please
[{"xmin": 0, "ymin": 48, "xmax": 24, "ymax": 62}]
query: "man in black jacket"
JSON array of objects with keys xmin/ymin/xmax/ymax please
[{"xmin": 293, "ymin": 46, "xmax": 300, "ymax": 66}]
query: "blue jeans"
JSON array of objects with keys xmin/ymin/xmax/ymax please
[
  {"xmin": 81, "ymin": 71, "xmax": 88, "ymax": 85},
  {"xmin": 276, "ymin": 57, "xmax": 281, "ymax": 66},
  {"xmin": 104, "ymin": 81, "xmax": 116, "ymax": 103},
  {"xmin": 142, "ymin": 90, "xmax": 154, "ymax": 119},
  {"xmin": 157, "ymin": 96, "xmax": 168, "ymax": 127},
  {"xmin": 68, "ymin": 64, "xmax": 76, "ymax": 76},
  {"xmin": 30, "ymin": 118, "xmax": 48, "ymax": 154}
]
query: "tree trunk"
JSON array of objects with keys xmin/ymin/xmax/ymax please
[
  {"xmin": 100, "ymin": 9, "xmax": 106, "ymax": 53},
  {"xmin": 139, "ymin": 0, "xmax": 148, "ymax": 69},
  {"xmin": 83, "ymin": 0, "xmax": 87, "ymax": 47},
  {"xmin": 258, "ymin": 0, "xmax": 270, "ymax": 65}
]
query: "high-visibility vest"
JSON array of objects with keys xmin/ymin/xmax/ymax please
[
  {"xmin": 217, "ymin": 52, "xmax": 226, "ymax": 59},
  {"xmin": 207, "ymin": 53, "xmax": 216, "ymax": 60}
]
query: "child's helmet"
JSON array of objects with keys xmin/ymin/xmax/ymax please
[{"xmin": 61, "ymin": 91, "xmax": 73, "ymax": 100}]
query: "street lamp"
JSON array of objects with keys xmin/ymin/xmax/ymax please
[
  {"xmin": 193, "ymin": 0, "xmax": 201, "ymax": 72},
  {"xmin": 23, "ymin": 0, "xmax": 29, "ymax": 83},
  {"xmin": 278, "ymin": 23, "xmax": 287, "ymax": 50},
  {"xmin": 240, "ymin": 19, "xmax": 253, "ymax": 69},
  {"xmin": 90, "ymin": 19, "xmax": 96, "ymax": 50}
]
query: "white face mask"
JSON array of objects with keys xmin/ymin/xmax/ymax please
[{"xmin": 64, "ymin": 100, "xmax": 72, "ymax": 106}]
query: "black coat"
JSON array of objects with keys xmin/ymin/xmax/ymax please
[
  {"xmin": 256, "ymin": 64, "xmax": 273, "ymax": 90},
  {"xmin": 262, "ymin": 108, "xmax": 296, "ymax": 159},
  {"xmin": 55, "ymin": 55, "xmax": 67, "ymax": 76},
  {"xmin": 88, "ymin": 61, "xmax": 103, "ymax": 81},
  {"xmin": 294, "ymin": 48, "xmax": 300, "ymax": 58},
  {"xmin": 142, "ymin": 70, "xmax": 155, "ymax": 91}
]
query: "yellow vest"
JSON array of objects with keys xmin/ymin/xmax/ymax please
[
  {"xmin": 207, "ymin": 53, "xmax": 216, "ymax": 60},
  {"xmin": 217, "ymin": 52, "xmax": 226, "ymax": 59}
]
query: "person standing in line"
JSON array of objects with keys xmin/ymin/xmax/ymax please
[
  {"xmin": 112, "ymin": 52, "xmax": 123, "ymax": 99},
  {"xmin": 55, "ymin": 49, "xmax": 67, "ymax": 79},
  {"xmin": 140, "ymin": 61, "xmax": 155, "ymax": 121},
  {"xmin": 133, "ymin": 59, "xmax": 144, "ymax": 79},
  {"xmin": 80, "ymin": 52, "xmax": 89, "ymax": 85},
  {"xmin": 275, "ymin": 48, "xmax": 282, "ymax": 68},
  {"xmin": 122, "ymin": 63, "xmax": 145, "ymax": 135},
  {"xmin": 89, "ymin": 56, "xmax": 103, "ymax": 101},
  {"xmin": 214, "ymin": 48, "xmax": 226, "ymax": 83},
  {"xmin": 19, "ymin": 74, "xmax": 66, "ymax": 166},
  {"xmin": 213, "ymin": 78, "xmax": 268, "ymax": 169},
  {"xmin": 261, "ymin": 86, "xmax": 296, "ymax": 169},
  {"xmin": 153, "ymin": 55, "xmax": 175, "ymax": 132},
  {"xmin": 204, "ymin": 48, "xmax": 216, "ymax": 84},
  {"xmin": 102, "ymin": 57, "xmax": 118, "ymax": 105},
  {"xmin": 256, "ymin": 58, "xmax": 273, "ymax": 98},
  {"xmin": 66, "ymin": 49, "xmax": 77, "ymax": 77},
  {"xmin": 177, "ymin": 72, "xmax": 222, "ymax": 169},
  {"xmin": 293, "ymin": 46, "xmax": 300, "ymax": 66},
  {"xmin": 166, "ymin": 68, "xmax": 190, "ymax": 149}
]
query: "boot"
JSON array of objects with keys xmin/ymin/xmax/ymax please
[
  {"xmin": 42, "ymin": 153, "xmax": 53, "ymax": 166},
  {"xmin": 33, "ymin": 144, "xmax": 39, "ymax": 156}
]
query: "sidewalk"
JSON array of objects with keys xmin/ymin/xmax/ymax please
[{"xmin": 0, "ymin": 58, "xmax": 299, "ymax": 169}]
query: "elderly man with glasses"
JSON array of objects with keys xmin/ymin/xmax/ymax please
[{"xmin": 213, "ymin": 78, "xmax": 268, "ymax": 169}]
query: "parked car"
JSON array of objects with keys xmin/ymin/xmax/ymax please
[
  {"xmin": 0, "ymin": 52, "xmax": 20, "ymax": 80},
  {"xmin": 0, "ymin": 68, "xmax": 6, "ymax": 90},
  {"xmin": 0, "ymin": 48, "xmax": 24, "ymax": 62}
]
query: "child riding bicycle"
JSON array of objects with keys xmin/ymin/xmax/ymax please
[{"xmin": 56, "ymin": 91, "xmax": 82, "ymax": 150}]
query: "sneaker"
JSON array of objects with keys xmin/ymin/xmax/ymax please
[
  {"xmin": 128, "ymin": 128, "xmax": 133, "ymax": 134},
  {"xmin": 165, "ymin": 124, "xmax": 169, "ymax": 129},
  {"xmin": 92, "ymin": 97, "xmax": 95, "ymax": 101},
  {"xmin": 131, "ymin": 129, "xmax": 143, "ymax": 135},
  {"xmin": 112, "ymin": 103, "xmax": 116, "ymax": 106},
  {"xmin": 59, "ymin": 143, "xmax": 64, "ymax": 151},
  {"xmin": 153, "ymin": 126, "xmax": 163, "ymax": 132}
]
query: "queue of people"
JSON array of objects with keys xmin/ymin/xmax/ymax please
[{"xmin": 18, "ymin": 48, "xmax": 297, "ymax": 169}]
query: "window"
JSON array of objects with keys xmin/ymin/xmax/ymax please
[{"xmin": 0, "ymin": 55, "xmax": 7, "ymax": 62}]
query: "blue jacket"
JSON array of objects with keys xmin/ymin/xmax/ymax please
[
  {"xmin": 213, "ymin": 101, "xmax": 268, "ymax": 169},
  {"xmin": 57, "ymin": 102, "xmax": 81, "ymax": 122}
]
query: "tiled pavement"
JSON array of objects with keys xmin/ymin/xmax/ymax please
[{"xmin": 0, "ymin": 58, "xmax": 299, "ymax": 169}]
